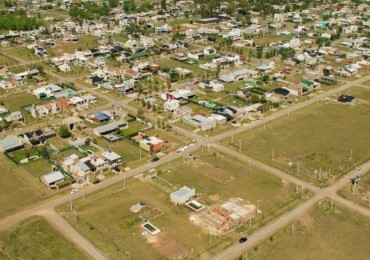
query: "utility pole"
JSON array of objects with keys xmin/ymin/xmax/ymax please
[
  {"xmin": 69, "ymin": 193, "xmax": 73, "ymax": 211},
  {"xmin": 297, "ymin": 163, "xmax": 300, "ymax": 176},
  {"xmin": 330, "ymin": 195, "xmax": 334, "ymax": 209},
  {"xmin": 271, "ymin": 148, "xmax": 274, "ymax": 161},
  {"xmin": 349, "ymin": 149, "xmax": 352, "ymax": 160},
  {"xmin": 301, "ymin": 186, "xmax": 304, "ymax": 199},
  {"xmin": 73, "ymin": 208, "xmax": 77, "ymax": 223},
  {"xmin": 249, "ymin": 217, "xmax": 252, "ymax": 230},
  {"xmin": 291, "ymin": 221, "xmax": 295, "ymax": 236},
  {"xmin": 82, "ymin": 187, "xmax": 85, "ymax": 200},
  {"xmin": 248, "ymin": 160, "xmax": 251, "ymax": 173}
]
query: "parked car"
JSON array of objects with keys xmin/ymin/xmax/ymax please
[
  {"xmin": 70, "ymin": 188, "xmax": 79, "ymax": 194},
  {"xmin": 93, "ymin": 179, "xmax": 100, "ymax": 184},
  {"xmin": 239, "ymin": 237, "xmax": 248, "ymax": 243},
  {"xmin": 151, "ymin": 176, "xmax": 158, "ymax": 181},
  {"xmin": 187, "ymin": 154, "xmax": 196, "ymax": 160},
  {"xmin": 151, "ymin": 157, "xmax": 160, "ymax": 162}
]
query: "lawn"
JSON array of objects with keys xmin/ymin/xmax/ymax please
[
  {"xmin": 56, "ymin": 148, "xmax": 307, "ymax": 259},
  {"xmin": 51, "ymin": 35, "xmax": 99, "ymax": 56},
  {"xmin": 246, "ymin": 202, "xmax": 370, "ymax": 260},
  {"xmin": 226, "ymin": 90, "xmax": 370, "ymax": 187},
  {"xmin": 0, "ymin": 216, "xmax": 88, "ymax": 260},
  {"xmin": 10, "ymin": 148, "xmax": 38, "ymax": 162},
  {"xmin": 47, "ymin": 136, "xmax": 71, "ymax": 150},
  {"xmin": 1, "ymin": 92, "xmax": 45, "ymax": 124},
  {"xmin": 253, "ymin": 35, "xmax": 291, "ymax": 45},
  {"xmin": 338, "ymin": 171, "xmax": 369, "ymax": 209},
  {"xmin": 6, "ymin": 47, "xmax": 41, "ymax": 62},
  {"xmin": 0, "ymin": 153, "xmax": 57, "ymax": 218},
  {"xmin": 0, "ymin": 54, "xmax": 19, "ymax": 67},
  {"xmin": 21, "ymin": 158, "xmax": 53, "ymax": 178}
]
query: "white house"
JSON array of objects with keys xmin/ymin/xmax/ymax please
[
  {"xmin": 170, "ymin": 186, "xmax": 196, "ymax": 204},
  {"xmin": 199, "ymin": 80, "xmax": 224, "ymax": 92},
  {"xmin": 164, "ymin": 99, "xmax": 180, "ymax": 112}
]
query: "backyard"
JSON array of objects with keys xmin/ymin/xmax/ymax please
[
  {"xmin": 246, "ymin": 202, "xmax": 370, "ymax": 259},
  {"xmin": 0, "ymin": 216, "xmax": 88, "ymax": 260},
  {"xmin": 226, "ymin": 88, "xmax": 370, "ymax": 186}
]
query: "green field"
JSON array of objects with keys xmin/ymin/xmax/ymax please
[
  {"xmin": 0, "ymin": 153, "xmax": 57, "ymax": 218},
  {"xmin": 56, "ymin": 149, "xmax": 308, "ymax": 259},
  {"xmin": 227, "ymin": 89, "xmax": 370, "ymax": 186},
  {"xmin": 0, "ymin": 216, "xmax": 88, "ymax": 260},
  {"xmin": 247, "ymin": 203, "xmax": 370, "ymax": 259},
  {"xmin": 0, "ymin": 54, "xmax": 19, "ymax": 67},
  {"xmin": 338, "ymin": 172, "xmax": 370, "ymax": 209}
]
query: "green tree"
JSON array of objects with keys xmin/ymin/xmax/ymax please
[{"xmin": 58, "ymin": 124, "xmax": 71, "ymax": 138}]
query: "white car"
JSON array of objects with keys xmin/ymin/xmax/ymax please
[{"xmin": 70, "ymin": 188, "xmax": 79, "ymax": 194}]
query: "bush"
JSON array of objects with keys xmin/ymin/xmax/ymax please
[{"xmin": 58, "ymin": 124, "xmax": 71, "ymax": 138}]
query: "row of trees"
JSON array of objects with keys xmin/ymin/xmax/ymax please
[{"xmin": 0, "ymin": 10, "xmax": 43, "ymax": 31}]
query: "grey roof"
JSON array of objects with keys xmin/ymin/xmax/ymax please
[
  {"xmin": 0, "ymin": 135, "xmax": 23, "ymax": 151},
  {"xmin": 77, "ymin": 162, "xmax": 90, "ymax": 172},
  {"xmin": 41, "ymin": 171, "xmax": 65, "ymax": 184},
  {"xmin": 94, "ymin": 120, "xmax": 127, "ymax": 134},
  {"xmin": 171, "ymin": 186, "xmax": 194, "ymax": 198}
]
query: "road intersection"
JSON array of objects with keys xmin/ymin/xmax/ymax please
[{"xmin": 0, "ymin": 52, "xmax": 369, "ymax": 259}]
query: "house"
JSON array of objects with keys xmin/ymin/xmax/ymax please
[
  {"xmin": 32, "ymin": 84, "xmax": 62, "ymax": 99},
  {"xmin": 0, "ymin": 135, "xmax": 24, "ymax": 152},
  {"xmin": 164, "ymin": 99, "xmax": 180, "ymax": 112},
  {"xmin": 59, "ymin": 63, "xmax": 71, "ymax": 72},
  {"xmin": 199, "ymin": 80, "xmax": 224, "ymax": 92},
  {"xmin": 271, "ymin": 88, "xmax": 290, "ymax": 101},
  {"xmin": 101, "ymin": 150, "xmax": 122, "ymax": 165},
  {"xmin": 236, "ymin": 88, "xmax": 252, "ymax": 100},
  {"xmin": 4, "ymin": 111, "xmax": 24, "ymax": 124},
  {"xmin": 93, "ymin": 120, "xmax": 128, "ymax": 136},
  {"xmin": 183, "ymin": 115, "xmax": 216, "ymax": 131},
  {"xmin": 170, "ymin": 186, "xmax": 196, "ymax": 205},
  {"xmin": 92, "ymin": 112, "xmax": 110, "ymax": 124},
  {"xmin": 40, "ymin": 171, "xmax": 65, "ymax": 188},
  {"xmin": 139, "ymin": 136, "xmax": 165, "ymax": 153}
]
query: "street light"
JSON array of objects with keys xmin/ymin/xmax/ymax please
[{"xmin": 125, "ymin": 251, "xmax": 131, "ymax": 260}]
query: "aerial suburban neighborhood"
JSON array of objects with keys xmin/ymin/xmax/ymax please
[{"xmin": 0, "ymin": 0, "xmax": 369, "ymax": 259}]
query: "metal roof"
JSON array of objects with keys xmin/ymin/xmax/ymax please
[{"xmin": 41, "ymin": 171, "xmax": 65, "ymax": 184}]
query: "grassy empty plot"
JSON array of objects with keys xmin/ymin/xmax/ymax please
[
  {"xmin": 51, "ymin": 35, "xmax": 99, "ymax": 56},
  {"xmin": 0, "ymin": 153, "xmax": 57, "ymax": 218},
  {"xmin": 338, "ymin": 172, "xmax": 370, "ymax": 209},
  {"xmin": 10, "ymin": 148, "xmax": 38, "ymax": 162},
  {"xmin": 47, "ymin": 137, "xmax": 70, "ymax": 150},
  {"xmin": 253, "ymin": 35, "xmax": 291, "ymax": 45},
  {"xmin": 0, "ymin": 54, "xmax": 19, "ymax": 67},
  {"xmin": 247, "ymin": 202, "xmax": 370, "ymax": 260},
  {"xmin": 21, "ymin": 158, "xmax": 52, "ymax": 178},
  {"xmin": 227, "ymin": 93, "xmax": 370, "ymax": 186},
  {"xmin": 0, "ymin": 216, "xmax": 88, "ymax": 260},
  {"xmin": 6, "ymin": 47, "xmax": 40, "ymax": 61},
  {"xmin": 2, "ymin": 92, "xmax": 42, "ymax": 112}
]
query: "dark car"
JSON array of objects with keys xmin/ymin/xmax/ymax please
[
  {"xmin": 93, "ymin": 179, "xmax": 100, "ymax": 184},
  {"xmin": 151, "ymin": 157, "xmax": 160, "ymax": 162},
  {"xmin": 239, "ymin": 237, "xmax": 248, "ymax": 243}
]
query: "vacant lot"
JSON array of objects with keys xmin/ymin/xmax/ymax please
[
  {"xmin": 0, "ymin": 54, "xmax": 19, "ymax": 67},
  {"xmin": 247, "ymin": 203, "xmax": 370, "ymax": 259},
  {"xmin": 253, "ymin": 35, "xmax": 290, "ymax": 45},
  {"xmin": 227, "ymin": 90, "xmax": 370, "ymax": 186},
  {"xmin": 338, "ymin": 172, "xmax": 369, "ymax": 209},
  {"xmin": 0, "ymin": 216, "xmax": 88, "ymax": 259},
  {"xmin": 0, "ymin": 153, "xmax": 57, "ymax": 218},
  {"xmin": 56, "ymin": 149, "xmax": 307, "ymax": 259}
]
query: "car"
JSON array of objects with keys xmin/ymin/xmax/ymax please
[
  {"xmin": 93, "ymin": 179, "xmax": 100, "ymax": 184},
  {"xmin": 151, "ymin": 176, "xmax": 158, "ymax": 181},
  {"xmin": 187, "ymin": 154, "xmax": 196, "ymax": 160},
  {"xmin": 112, "ymin": 167, "xmax": 121, "ymax": 173},
  {"xmin": 151, "ymin": 157, "xmax": 159, "ymax": 162},
  {"xmin": 70, "ymin": 188, "xmax": 79, "ymax": 194},
  {"xmin": 239, "ymin": 237, "xmax": 248, "ymax": 243}
]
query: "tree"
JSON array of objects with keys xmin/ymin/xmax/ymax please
[
  {"xmin": 37, "ymin": 146, "xmax": 50, "ymax": 158},
  {"xmin": 58, "ymin": 124, "xmax": 71, "ymax": 138},
  {"xmin": 225, "ymin": 1, "xmax": 237, "ymax": 17},
  {"xmin": 161, "ymin": 0, "xmax": 166, "ymax": 10}
]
